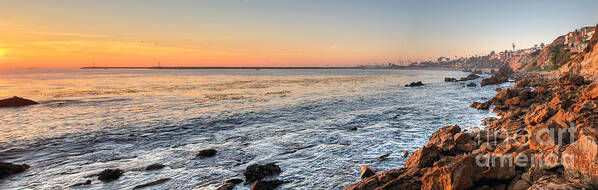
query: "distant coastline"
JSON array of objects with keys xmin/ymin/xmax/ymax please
[{"xmin": 79, "ymin": 66, "xmax": 483, "ymax": 71}]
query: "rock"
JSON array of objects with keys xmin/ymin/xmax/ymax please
[
  {"xmin": 378, "ymin": 153, "xmax": 390, "ymax": 160},
  {"xmin": 97, "ymin": 168, "xmax": 124, "ymax": 182},
  {"xmin": 350, "ymin": 127, "xmax": 358, "ymax": 131},
  {"xmin": 562, "ymin": 135, "xmax": 598, "ymax": 183},
  {"xmin": 132, "ymin": 178, "xmax": 171, "ymax": 189},
  {"xmin": 145, "ymin": 163, "xmax": 165, "ymax": 171},
  {"xmin": 197, "ymin": 149, "xmax": 217, "ymax": 158},
  {"xmin": 399, "ymin": 150, "xmax": 409, "ymax": 158},
  {"xmin": 421, "ymin": 155, "xmax": 483, "ymax": 190},
  {"xmin": 360, "ymin": 165, "xmax": 375, "ymax": 179},
  {"xmin": 481, "ymin": 117, "xmax": 498, "ymax": 126},
  {"xmin": 471, "ymin": 101, "xmax": 490, "ymax": 110},
  {"xmin": 0, "ymin": 96, "xmax": 38, "ymax": 108},
  {"xmin": 445, "ymin": 77, "xmax": 458, "ymax": 82},
  {"xmin": 525, "ymin": 104, "xmax": 557, "ymax": 126},
  {"xmin": 405, "ymin": 144, "xmax": 440, "ymax": 168},
  {"xmin": 405, "ymin": 81, "xmax": 424, "ymax": 87},
  {"xmin": 0, "ymin": 162, "xmax": 30, "ymax": 179},
  {"xmin": 344, "ymin": 168, "xmax": 423, "ymax": 190},
  {"xmin": 217, "ymin": 178, "xmax": 243, "ymax": 190},
  {"xmin": 582, "ymin": 81, "xmax": 598, "ymax": 100},
  {"xmin": 70, "ymin": 180, "xmax": 92, "ymax": 187},
  {"xmin": 558, "ymin": 72, "xmax": 585, "ymax": 86},
  {"xmin": 244, "ymin": 163, "xmax": 282, "ymax": 183},
  {"xmin": 508, "ymin": 180, "xmax": 531, "ymax": 190},
  {"xmin": 467, "ymin": 82, "xmax": 477, "ymax": 87},
  {"xmin": 481, "ymin": 76, "xmax": 509, "ymax": 86},
  {"xmin": 528, "ymin": 175, "xmax": 591, "ymax": 190},
  {"xmin": 251, "ymin": 179, "xmax": 286, "ymax": 190},
  {"xmin": 428, "ymin": 125, "xmax": 461, "ymax": 152}
]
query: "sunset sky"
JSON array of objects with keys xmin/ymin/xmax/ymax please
[{"xmin": 0, "ymin": 0, "xmax": 597, "ymax": 68}]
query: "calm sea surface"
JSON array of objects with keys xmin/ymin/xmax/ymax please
[{"xmin": 0, "ymin": 69, "xmax": 509, "ymax": 189}]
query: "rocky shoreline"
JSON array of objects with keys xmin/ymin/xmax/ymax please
[{"xmin": 345, "ymin": 70, "xmax": 598, "ymax": 190}]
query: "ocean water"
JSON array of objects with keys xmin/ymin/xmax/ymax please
[{"xmin": 0, "ymin": 69, "xmax": 510, "ymax": 189}]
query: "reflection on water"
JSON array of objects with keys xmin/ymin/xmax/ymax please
[{"xmin": 0, "ymin": 69, "xmax": 508, "ymax": 189}]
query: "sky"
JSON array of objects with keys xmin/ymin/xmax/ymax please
[{"xmin": 0, "ymin": 0, "xmax": 597, "ymax": 68}]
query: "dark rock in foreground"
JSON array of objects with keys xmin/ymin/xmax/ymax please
[
  {"xmin": 0, "ymin": 96, "xmax": 38, "ymax": 108},
  {"xmin": 251, "ymin": 179, "xmax": 286, "ymax": 190},
  {"xmin": 217, "ymin": 178, "xmax": 243, "ymax": 190},
  {"xmin": 145, "ymin": 163, "xmax": 165, "ymax": 170},
  {"xmin": 98, "ymin": 168, "xmax": 124, "ymax": 182},
  {"xmin": 197, "ymin": 149, "xmax": 217, "ymax": 158},
  {"xmin": 132, "ymin": 178, "xmax": 171, "ymax": 189},
  {"xmin": 244, "ymin": 163, "xmax": 281, "ymax": 183},
  {"xmin": 0, "ymin": 162, "xmax": 30, "ymax": 179},
  {"xmin": 405, "ymin": 81, "xmax": 424, "ymax": 87},
  {"xmin": 467, "ymin": 82, "xmax": 477, "ymax": 87}
]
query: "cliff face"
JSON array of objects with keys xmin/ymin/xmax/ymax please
[{"xmin": 561, "ymin": 23, "xmax": 598, "ymax": 75}]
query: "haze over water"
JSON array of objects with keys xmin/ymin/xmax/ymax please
[{"xmin": 0, "ymin": 69, "xmax": 507, "ymax": 189}]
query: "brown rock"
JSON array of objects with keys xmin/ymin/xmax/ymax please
[
  {"xmin": 0, "ymin": 162, "xmax": 30, "ymax": 179},
  {"xmin": 145, "ymin": 163, "xmax": 165, "ymax": 171},
  {"xmin": 0, "ymin": 96, "xmax": 38, "ymax": 108},
  {"xmin": 98, "ymin": 168, "xmax": 124, "ymax": 182},
  {"xmin": 360, "ymin": 165, "xmax": 375, "ymax": 179},
  {"xmin": 428, "ymin": 125, "xmax": 461, "ymax": 152},
  {"xmin": 197, "ymin": 149, "xmax": 217, "ymax": 158},
  {"xmin": 525, "ymin": 104, "xmax": 557, "ymax": 126},
  {"xmin": 562, "ymin": 135, "xmax": 598, "ymax": 184},
  {"xmin": 528, "ymin": 175, "xmax": 591, "ymax": 190},
  {"xmin": 508, "ymin": 180, "xmax": 531, "ymax": 190},
  {"xmin": 244, "ymin": 163, "xmax": 281, "ymax": 183},
  {"xmin": 582, "ymin": 81, "xmax": 598, "ymax": 100},
  {"xmin": 217, "ymin": 178, "xmax": 243, "ymax": 190},
  {"xmin": 471, "ymin": 102, "xmax": 490, "ymax": 110},
  {"xmin": 405, "ymin": 144, "xmax": 440, "ymax": 168},
  {"xmin": 421, "ymin": 154, "xmax": 483, "ymax": 190},
  {"xmin": 251, "ymin": 179, "xmax": 286, "ymax": 190},
  {"xmin": 467, "ymin": 82, "xmax": 477, "ymax": 87}
]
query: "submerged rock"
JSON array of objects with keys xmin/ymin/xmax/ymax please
[
  {"xmin": 405, "ymin": 81, "xmax": 424, "ymax": 87},
  {"xmin": 359, "ymin": 165, "xmax": 375, "ymax": 179},
  {"xmin": 197, "ymin": 149, "xmax": 217, "ymax": 158},
  {"xmin": 0, "ymin": 162, "xmax": 30, "ymax": 179},
  {"xmin": 0, "ymin": 96, "xmax": 38, "ymax": 108},
  {"xmin": 377, "ymin": 153, "xmax": 390, "ymax": 160},
  {"xmin": 70, "ymin": 180, "xmax": 92, "ymax": 187},
  {"xmin": 145, "ymin": 163, "xmax": 165, "ymax": 171},
  {"xmin": 132, "ymin": 178, "xmax": 171, "ymax": 189},
  {"xmin": 97, "ymin": 168, "xmax": 124, "ymax": 182},
  {"xmin": 251, "ymin": 179, "xmax": 286, "ymax": 190},
  {"xmin": 244, "ymin": 163, "xmax": 281, "ymax": 183}
]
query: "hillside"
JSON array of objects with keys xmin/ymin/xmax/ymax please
[{"xmin": 560, "ymin": 23, "xmax": 598, "ymax": 75}]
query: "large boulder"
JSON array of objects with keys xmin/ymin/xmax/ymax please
[
  {"xmin": 360, "ymin": 165, "xmax": 375, "ymax": 179},
  {"xmin": 244, "ymin": 163, "xmax": 281, "ymax": 183},
  {"xmin": 344, "ymin": 168, "xmax": 423, "ymax": 190},
  {"xmin": 197, "ymin": 149, "xmax": 217, "ymax": 158},
  {"xmin": 421, "ymin": 155, "xmax": 483, "ymax": 190},
  {"xmin": 217, "ymin": 178, "xmax": 243, "ymax": 190},
  {"xmin": 0, "ymin": 96, "xmax": 38, "ymax": 108},
  {"xmin": 428, "ymin": 125, "xmax": 461, "ymax": 152},
  {"xmin": 0, "ymin": 162, "xmax": 30, "ymax": 179},
  {"xmin": 562, "ymin": 135, "xmax": 598, "ymax": 185},
  {"xmin": 405, "ymin": 144, "xmax": 441, "ymax": 168}
]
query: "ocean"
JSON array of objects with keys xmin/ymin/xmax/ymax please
[{"xmin": 0, "ymin": 69, "xmax": 509, "ymax": 189}]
